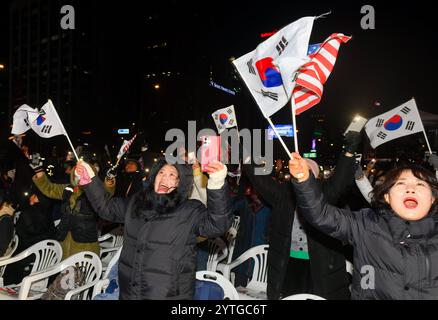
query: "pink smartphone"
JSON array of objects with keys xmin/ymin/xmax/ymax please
[{"xmin": 200, "ymin": 136, "xmax": 221, "ymax": 172}]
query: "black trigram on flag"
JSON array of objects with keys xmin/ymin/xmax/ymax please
[
  {"xmin": 400, "ymin": 106, "xmax": 411, "ymax": 114},
  {"xmin": 247, "ymin": 59, "xmax": 256, "ymax": 75},
  {"xmin": 226, "ymin": 108, "xmax": 233, "ymax": 114},
  {"xmin": 260, "ymin": 89, "xmax": 278, "ymax": 101},
  {"xmin": 276, "ymin": 36, "xmax": 289, "ymax": 55},
  {"xmin": 405, "ymin": 121, "xmax": 415, "ymax": 131},
  {"xmin": 377, "ymin": 131, "xmax": 387, "ymax": 140},
  {"xmin": 228, "ymin": 119, "xmax": 235, "ymax": 126},
  {"xmin": 41, "ymin": 125, "xmax": 52, "ymax": 134},
  {"xmin": 376, "ymin": 119, "xmax": 384, "ymax": 128},
  {"xmin": 23, "ymin": 118, "xmax": 29, "ymax": 127}
]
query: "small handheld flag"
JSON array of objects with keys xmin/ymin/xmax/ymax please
[{"xmin": 212, "ymin": 105, "xmax": 237, "ymax": 134}]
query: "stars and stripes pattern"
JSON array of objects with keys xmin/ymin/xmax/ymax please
[{"xmin": 293, "ymin": 33, "xmax": 351, "ymax": 115}]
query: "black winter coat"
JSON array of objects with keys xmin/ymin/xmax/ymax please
[
  {"xmin": 84, "ymin": 161, "xmax": 232, "ymax": 300},
  {"xmin": 243, "ymin": 153, "xmax": 356, "ymax": 300},
  {"xmin": 294, "ymin": 174, "xmax": 438, "ymax": 299}
]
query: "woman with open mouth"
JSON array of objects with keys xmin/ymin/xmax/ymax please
[
  {"xmin": 74, "ymin": 158, "xmax": 232, "ymax": 300},
  {"xmin": 288, "ymin": 152, "xmax": 438, "ymax": 299}
]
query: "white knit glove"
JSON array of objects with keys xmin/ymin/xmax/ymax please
[
  {"xmin": 207, "ymin": 165, "xmax": 228, "ymax": 190},
  {"xmin": 75, "ymin": 161, "xmax": 96, "ymax": 186}
]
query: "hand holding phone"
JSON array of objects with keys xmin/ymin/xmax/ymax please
[{"xmin": 200, "ymin": 136, "xmax": 221, "ymax": 172}]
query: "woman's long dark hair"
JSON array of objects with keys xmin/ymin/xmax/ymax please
[
  {"xmin": 132, "ymin": 159, "xmax": 190, "ymax": 217},
  {"xmin": 371, "ymin": 164, "xmax": 438, "ymax": 214}
]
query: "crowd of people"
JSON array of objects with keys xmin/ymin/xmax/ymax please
[{"xmin": 1, "ymin": 126, "xmax": 438, "ymax": 300}]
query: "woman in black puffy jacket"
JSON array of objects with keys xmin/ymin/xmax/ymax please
[
  {"xmin": 76, "ymin": 158, "xmax": 232, "ymax": 300},
  {"xmin": 289, "ymin": 152, "xmax": 438, "ymax": 299}
]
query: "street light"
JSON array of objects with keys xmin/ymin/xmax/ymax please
[{"xmin": 0, "ymin": 64, "xmax": 5, "ymax": 70}]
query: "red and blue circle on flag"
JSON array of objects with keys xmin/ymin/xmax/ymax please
[
  {"xmin": 384, "ymin": 115, "xmax": 403, "ymax": 131},
  {"xmin": 255, "ymin": 57, "xmax": 283, "ymax": 88}
]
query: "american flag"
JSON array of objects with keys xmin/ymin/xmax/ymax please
[
  {"xmin": 293, "ymin": 33, "xmax": 351, "ymax": 115},
  {"xmin": 117, "ymin": 134, "xmax": 137, "ymax": 160}
]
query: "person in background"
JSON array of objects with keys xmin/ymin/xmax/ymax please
[
  {"xmin": 241, "ymin": 131, "xmax": 361, "ymax": 300},
  {"xmin": 0, "ymin": 201, "xmax": 14, "ymax": 257},
  {"xmin": 31, "ymin": 153, "xmax": 115, "ymax": 259}
]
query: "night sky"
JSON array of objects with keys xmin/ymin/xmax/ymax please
[{"xmin": 1, "ymin": 1, "xmax": 437, "ymax": 158}]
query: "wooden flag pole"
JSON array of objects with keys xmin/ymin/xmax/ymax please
[
  {"xmin": 48, "ymin": 99, "xmax": 79, "ymax": 161},
  {"xmin": 267, "ymin": 117, "xmax": 293, "ymax": 160}
]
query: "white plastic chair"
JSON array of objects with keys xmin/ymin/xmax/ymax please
[
  {"xmin": 346, "ymin": 260, "xmax": 353, "ymax": 277},
  {"xmin": 13, "ymin": 211, "xmax": 21, "ymax": 225},
  {"xmin": 196, "ymin": 271, "xmax": 240, "ymax": 300},
  {"xmin": 99, "ymin": 233, "xmax": 123, "ymax": 272},
  {"xmin": 222, "ymin": 245, "xmax": 269, "ymax": 300},
  {"xmin": 231, "ymin": 216, "xmax": 240, "ymax": 232},
  {"xmin": 282, "ymin": 293, "xmax": 326, "ymax": 300},
  {"xmin": 0, "ymin": 234, "xmax": 19, "ymax": 262},
  {"xmin": 19, "ymin": 251, "xmax": 102, "ymax": 300},
  {"xmin": 0, "ymin": 240, "xmax": 62, "ymax": 298},
  {"xmin": 99, "ymin": 233, "xmax": 124, "ymax": 248},
  {"xmin": 216, "ymin": 227, "xmax": 239, "ymax": 275},
  {"xmin": 92, "ymin": 246, "xmax": 122, "ymax": 299},
  {"xmin": 206, "ymin": 238, "xmax": 228, "ymax": 272},
  {"xmin": 346, "ymin": 260, "xmax": 353, "ymax": 292}
]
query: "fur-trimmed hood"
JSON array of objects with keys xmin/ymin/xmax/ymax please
[{"xmin": 134, "ymin": 158, "xmax": 193, "ymax": 215}]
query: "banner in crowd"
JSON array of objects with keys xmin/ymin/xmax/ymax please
[
  {"xmin": 233, "ymin": 16, "xmax": 314, "ymax": 118},
  {"xmin": 211, "ymin": 105, "xmax": 237, "ymax": 134},
  {"xmin": 293, "ymin": 33, "xmax": 351, "ymax": 114},
  {"xmin": 365, "ymin": 98, "xmax": 425, "ymax": 149}
]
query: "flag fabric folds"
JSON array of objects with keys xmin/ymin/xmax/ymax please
[
  {"xmin": 293, "ymin": 33, "xmax": 351, "ymax": 115},
  {"xmin": 233, "ymin": 16, "xmax": 315, "ymax": 118},
  {"xmin": 11, "ymin": 104, "xmax": 39, "ymax": 135},
  {"xmin": 211, "ymin": 105, "xmax": 237, "ymax": 134},
  {"xmin": 30, "ymin": 100, "xmax": 66, "ymax": 138},
  {"xmin": 117, "ymin": 134, "xmax": 137, "ymax": 160},
  {"xmin": 365, "ymin": 98, "xmax": 425, "ymax": 149}
]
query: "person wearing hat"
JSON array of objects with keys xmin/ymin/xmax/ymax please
[
  {"xmin": 31, "ymin": 154, "xmax": 115, "ymax": 260},
  {"xmin": 74, "ymin": 158, "xmax": 232, "ymax": 300}
]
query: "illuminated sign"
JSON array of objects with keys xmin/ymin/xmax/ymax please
[
  {"xmin": 303, "ymin": 153, "xmax": 317, "ymax": 158},
  {"xmin": 267, "ymin": 125, "xmax": 294, "ymax": 140},
  {"xmin": 209, "ymin": 81, "xmax": 236, "ymax": 96},
  {"xmin": 118, "ymin": 129, "xmax": 130, "ymax": 135},
  {"xmin": 260, "ymin": 30, "xmax": 277, "ymax": 38}
]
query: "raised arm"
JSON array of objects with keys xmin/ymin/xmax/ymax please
[
  {"xmin": 76, "ymin": 162, "xmax": 127, "ymax": 223},
  {"xmin": 32, "ymin": 172, "xmax": 67, "ymax": 200},
  {"xmin": 196, "ymin": 162, "xmax": 233, "ymax": 238},
  {"xmin": 289, "ymin": 152, "xmax": 361, "ymax": 244}
]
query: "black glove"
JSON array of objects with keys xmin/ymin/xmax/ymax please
[
  {"xmin": 343, "ymin": 131, "xmax": 362, "ymax": 154},
  {"xmin": 29, "ymin": 153, "xmax": 44, "ymax": 173},
  {"xmin": 106, "ymin": 166, "xmax": 118, "ymax": 179}
]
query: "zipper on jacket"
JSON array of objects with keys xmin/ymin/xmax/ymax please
[{"xmin": 420, "ymin": 244, "xmax": 431, "ymax": 284}]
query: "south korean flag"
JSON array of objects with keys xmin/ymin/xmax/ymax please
[
  {"xmin": 365, "ymin": 98, "xmax": 425, "ymax": 149},
  {"xmin": 212, "ymin": 105, "xmax": 238, "ymax": 134}
]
